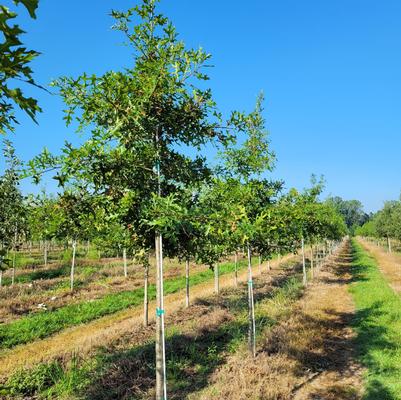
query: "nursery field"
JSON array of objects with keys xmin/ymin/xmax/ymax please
[{"xmin": 1, "ymin": 239, "xmax": 401, "ymax": 399}]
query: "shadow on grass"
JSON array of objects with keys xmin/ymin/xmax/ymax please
[{"xmin": 76, "ymin": 268, "xmax": 300, "ymax": 400}]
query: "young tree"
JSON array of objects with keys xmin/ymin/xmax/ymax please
[{"xmin": 0, "ymin": 139, "xmax": 25, "ymax": 283}]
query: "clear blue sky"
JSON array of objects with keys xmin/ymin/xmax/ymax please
[{"xmin": 6, "ymin": 0, "xmax": 401, "ymax": 212}]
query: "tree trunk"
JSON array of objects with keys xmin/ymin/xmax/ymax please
[
  {"xmin": 185, "ymin": 259, "xmax": 190, "ymax": 308},
  {"xmin": 388, "ymin": 237, "xmax": 392, "ymax": 253},
  {"xmin": 143, "ymin": 257, "xmax": 149, "ymax": 327},
  {"xmin": 44, "ymin": 240, "xmax": 48, "ymax": 267},
  {"xmin": 214, "ymin": 263, "xmax": 219, "ymax": 295},
  {"xmin": 302, "ymin": 238, "xmax": 307, "ymax": 286},
  {"xmin": 247, "ymin": 245, "xmax": 256, "ymax": 357},
  {"xmin": 310, "ymin": 245, "xmax": 314, "ymax": 280},
  {"xmin": 11, "ymin": 251, "xmax": 16, "ymax": 286},
  {"xmin": 70, "ymin": 240, "xmax": 76, "ymax": 292},
  {"xmin": 123, "ymin": 248, "xmax": 128, "ymax": 278},
  {"xmin": 234, "ymin": 252, "xmax": 238, "ymax": 286},
  {"xmin": 155, "ymin": 233, "xmax": 167, "ymax": 400}
]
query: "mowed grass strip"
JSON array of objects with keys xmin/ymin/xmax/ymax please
[
  {"xmin": 0, "ymin": 258, "xmax": 253, "ymax": 350},
  {"xmin": 350, "ymin": 240, "xmax": 401, "ymax": 399}
]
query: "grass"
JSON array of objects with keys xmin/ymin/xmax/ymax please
[
  {"xmin": 350, "ymin": 240, "xmax": 401, "ymax": 399},
  {"xmin": 0, "ymin": 257, "xmax": 255, "ymax": 350},
  {"xmin": 0, "ymin": 273, "xmax": 303, "ymax": 399}
]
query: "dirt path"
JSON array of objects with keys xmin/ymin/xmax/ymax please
[
  {"xmin": 0, "ymin": 255, "xmax": 294, "ymax": 378},
  {"xmin": 196, "ymin": 241, "xmax": 365, "ymax": 400},
  {"xmin": 291, "ymin": 241, "xmax": 364, "ymax": 399},
  {"xmin": 358, "ymin": 238, "xmax": 401, "ymax": 293}
]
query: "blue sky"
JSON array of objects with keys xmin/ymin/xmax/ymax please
[{"xmin": 5, "ymin": 0, "xmax": 401, "ymax": 212}]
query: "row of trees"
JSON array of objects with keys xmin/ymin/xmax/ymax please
[
  {"xmin": 356, "ymin": 198, "xmax": 401, "ymax": 252},
  {"xmin": 0, "ymin": 1, "xmax": 347, "ymax": 398}
]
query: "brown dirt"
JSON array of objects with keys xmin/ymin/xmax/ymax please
[
  {"xmin": 0, "ymin": 258, "xmax": 216, "ymax": 323},
  {"xmin": 358, "ymin": 238, "xmax": 401, "ymax": 293},
  {"xmin": 195, "ymin": 241, "xmax": 365, "ymax": 400},
  {"xmin": 0, "ymin": 254, "xmax": 294, "ymax": 379}
]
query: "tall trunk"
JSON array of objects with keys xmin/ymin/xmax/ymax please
[
  {"xmin": 302, "ymin": 237, "xmax": 307, "ymax": 286},
  {"xmin": 143, "ymin": 256, "xmax": 149, "ymax": 327},
  {"xmin": 247, "ymin": 245, "xmax": 256, "ymax": 357},
  {"xmin": 123, "ymin": 248, "xmax": 128, "ymax": 278},
  {"xmin": 214, "ymin": 263, "xmax": 219, "ymax": 295},
  {"xmin": 86, "ymin": 239, "xmax": 90, "ymax": 255},
  {"xmin": 70, "ymin": 240, "xmax": 76, "ymax": 292},
  {"xmin": 185, "ymin": 259, "xmax": 190, "ymax": 308},
  {"xmin": 155, "ymin": 233, "xmax": 167, "ymax": 400},
  {"xmin": 388, "ymin": 237, "xmax": 392, "ymax": 253},
  {"xmin": 234, "ymin": 252, "xmax": 238, "ymax": 286},
  {"xmin": 258, "ymin": 255, "xmax": 262, "ymax": 275},
  {"xmin": 310, "ymin": 245, "xmax": 314, "ymax": 280}
]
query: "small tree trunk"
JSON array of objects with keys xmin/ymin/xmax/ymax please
[
  {"xmin": 185, "ymin": 259, "xmax": 190, "ymax": 308},
  {"xmin": 143, "ymin": 257, "xmax": 149, "ymax": 327},
  {"xmin": 214, "ymin": 263, "xmax": 219, "ymax": 295},
  {"xmin": 155, "ymin": 233, "xmax": 167, "ymax": 400},
  {"xmin": 123, "ymin": 248, "xmax": 128, "ymax": 278},
  {"xmin": 234, "ymin": 252, "xmax": 238, "ymax": 286},
  {"xmin": 310, "ymin": 245, "xmax": 314, "ymax": 280},
  {"xmin": 247, "ymin": 245, "xmax": 256, "ymax": 357},
  {"xmin": 70, "ymin": 240, "xmax": 76, "ymax": 292},
  {"xmin": 11, "ymin": 251, "xmax": 16, "ymax": 286},
  {"xmin": 44, "ymin": 240, "xmax": 48, "ymax": 267},
  {"xmin": 388, "ymin": 237, "xmax": 392, "ymax": 253},
  {"xmin": 86, "ymin": 239, "xmax": 90, "ymax": 255},
  {"xmin": 302, "ymin": 238, "xmax": 307, "ymax": 286}
]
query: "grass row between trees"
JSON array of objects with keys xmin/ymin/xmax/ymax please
[{"xmin": 350, "ymin": 240, "xmax": 401, "ymax": 399}]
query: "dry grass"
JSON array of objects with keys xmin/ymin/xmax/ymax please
[
  {"xmin": 0, "ymin": 258, "xmax": 215, "ymax": 323},
  {"xmin": 358, "ymin": 238, "xmax": 401, "ymax": 293},
  {"xmin": 0, "ymin": 255, "xmax": 293, "ymax": 379},
  {"xmin": 193, "ymin": 242, "xmax": 364, "ymax": 400}
]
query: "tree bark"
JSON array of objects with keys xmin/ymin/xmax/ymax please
[
  {"xmin": 185, "ymin": 259, "xmax": 190, "ymax": 308},
  {"xmin": 214, "ymin": 263, "xmax": 219, "ymax": 295},
  {"xmin": 70, "ymin": 240, "xmax": 76, "ymax": 292},
  {"xmin": 234, "ymin": 252, "xmax": 238, "ymax": 286},
  {"xmin": 155, "ymin": 233, "xmax": 167, "ymax": 400},
  {"xmin": 11, "ymin": 251, "xmax": 16, "ymax": 286},
  {"xmin": 388, "ymin": 237, "xmax": 392, "ymax": 253},
  {"xmin": 123, "ymin": 247, "xmax": 128, "ymax": 278},
  {"xmin": 143, "ymin": 256, "xmax": 149, "ymax": 327},
  {"xmin": 302, "ymin": 237, "xmax": 307, "ymax": 286},
  {"xmin": 44, "ymin": 240, "xmax": 48, "ymax": 267},
  {"xmin": 247, "ymin": 245, "xmax": 256, "ymax": 357},
  {"xmin": 310, "ymin": 245, "xmax": 314, "ymax": 280}
]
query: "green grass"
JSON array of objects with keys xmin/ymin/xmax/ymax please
[
  {"xmin": 0, "ymin": 258, "xmax": 255, "ymax": 350},
  {"xmin": 350, "ymin": 240, "xmax": 401, "ymax": 399},
  {"xmin": 1, "ymin": 274, "xmax": 303, "ymax": 399}
]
